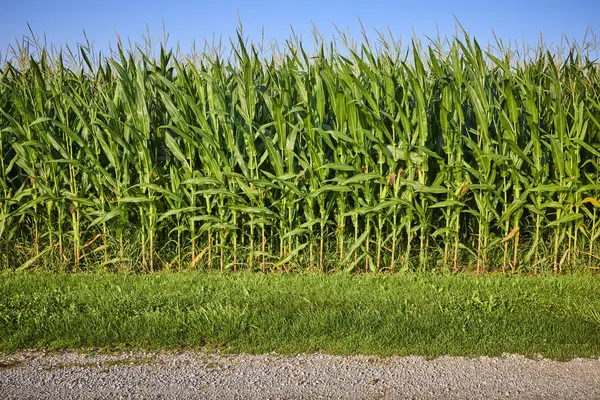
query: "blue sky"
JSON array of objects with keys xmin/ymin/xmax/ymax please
[{"xmin": 2, "ymin": 0, "xmax": 598, "ymax": 56}]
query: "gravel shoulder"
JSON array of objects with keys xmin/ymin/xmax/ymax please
[{"xmin": 1, "ymin": 351, "xmax": 599, "ymax": 399}]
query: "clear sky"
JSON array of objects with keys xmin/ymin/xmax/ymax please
[{"xmin": 2, "ymin": 0, "xmax": 599, "ymax": 57}]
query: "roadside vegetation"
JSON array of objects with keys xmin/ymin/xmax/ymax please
[
  {"xmin": 0, "ymin": 271, "xmax": 599, "ymax": 358},
  {"xmin": 1, "ymin": 25, "xmax": 599, "ymax": 358}
]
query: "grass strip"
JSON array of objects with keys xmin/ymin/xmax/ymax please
[{"xmin": 0, "ymin": 272, "xmax": 599, "ymax": 359}]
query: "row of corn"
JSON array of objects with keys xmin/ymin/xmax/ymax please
[{"xmin": 1, "ymin": 30, "xmax": 599, "ymax": 273}]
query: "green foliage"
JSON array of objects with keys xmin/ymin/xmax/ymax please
[{"xmin": 1, "ymin": 27, "xmax": 600, "ymax": 273}]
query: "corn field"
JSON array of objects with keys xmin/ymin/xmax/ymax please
[{"xmin": 1, "ymin": 28, "xmax": 600, "ymax": 273}]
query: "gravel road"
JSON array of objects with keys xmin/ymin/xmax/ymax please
[{"xmin": 1, "ymin": 351, "xmax": 599, "ymax": 399}]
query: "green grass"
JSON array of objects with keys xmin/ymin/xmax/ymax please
[{"xmin": 0, "ymin": 271, "xmax": 599, "ymax": 359}]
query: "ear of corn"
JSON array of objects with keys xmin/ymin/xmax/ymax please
[{"xmin": 1, "ymin": 27, "xmax": 599, "ymax": 273}]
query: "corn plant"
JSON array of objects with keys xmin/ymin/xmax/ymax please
[{"xmin": 0, "ymin": 26, "xmax": 599, "ymax": 274}]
